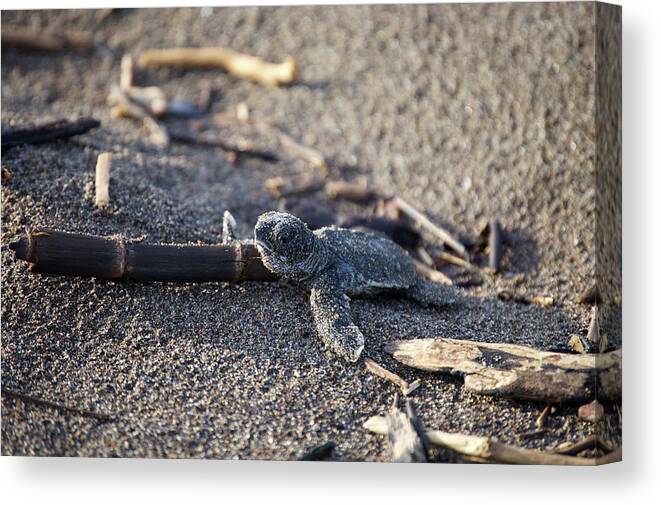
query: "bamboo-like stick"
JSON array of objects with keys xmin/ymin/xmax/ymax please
[
  {"xmin": 363, "ymin": 416, "xmax": 621, "ymax": 465},
  {"xmin": 393, "ymin": 197, "xmax": 468, "ymax": 259},
  {"xmin": 95, "ymin": 152, "xmax": 111, "ymax": 208},
  {"xmin": 386, "ymin": 338, "xmax": 621, "ymax": 404},
  {"xmin": 138, "ymin": 47, "xmax": 298, "ymax": 87},
  {"xmin": 1, "ymin": 27, "xmax": 94, "ymax": 53},
  {"xmin": 1, "ymin": 117, "xmax": 100, "ymax": 148},
  {"xmin": 8, "ymin": 229, "xmax": 278, "ymax": 283}
]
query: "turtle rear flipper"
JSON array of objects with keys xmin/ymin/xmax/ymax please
[
  {"xmin": 310, "ymin": 288, "xmax": 364, "ymax": 362},
  {"xmin": 405, "ymin": 279, "xmax": 456, "ymax": 308}
]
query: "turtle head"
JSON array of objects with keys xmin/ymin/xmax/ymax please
[{"xmin": 254, "ymin": 211, "xmax": 321, "ymax": 278}]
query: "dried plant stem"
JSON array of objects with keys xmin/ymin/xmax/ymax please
[
  {"xmin": 2, "ymin": 27, "xmax": 94, "ymax": 53},
  {"xmin": 1, "ymin": 117, "xmax": 100, "ymax": 148},
  {"xmin": 393, "ymin": 197, "xmax": 467, "ymax": 258},
  {"xmin": 95, "ymin": 152, "xmax": 111, "ymax": 208},
  {"xmin": 413, "ymin": 259, "xmax": 453, "ymax": 285},
  {"xmin": 2, "ymin": 387, "xmax": 116, "ymax": 423}
]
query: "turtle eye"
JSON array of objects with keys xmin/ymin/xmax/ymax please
[{"xmin": 279, "ymin": 227, "xmax": 293, "ymax": 244}]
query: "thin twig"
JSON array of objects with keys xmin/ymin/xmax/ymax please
[
  {"xmin": 393, "ymin": 197, "xmax": 467, "ymax": 258},
  {"xmin": 1, "ymin": 117, "xmax": 100, "ymax": 148},
  {"xmin": 2, "ymin": 387, "xmax": 116, "ymax": 423},
  {"xmin": 413, "ymin": 259, "xmax": 453, "ymax": 285},
  {"xmin": 536, "ymin": 404, "xmax": 552, "ymax": 430},
  {"xmin": 365, "ymin": 358, "xmax": 409, "ymax": 395}
]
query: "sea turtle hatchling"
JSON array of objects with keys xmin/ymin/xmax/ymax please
[{"xmin": 245, "ymin": 211, "xmax": 456, "ymax": 363}]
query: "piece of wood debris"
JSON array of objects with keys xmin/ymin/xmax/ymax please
[
  {"xmin": 578, "ymin": 400, "xmax": 605, "ymax": 423},
  {"xmin": 325, "ymin": 180, "xmax": 378, "ymax": 204},
  {"xmin": 554, "ymin": 435, "xmax": 613, "ymax": 456},
  {"xmin": 587, "ymin": 304, "xmax": 608, "ymax": 352},
  {"xmin": 536, "ymin": 404, "xmax": 553, "ymax": 430},
  {"xmin": 518, "ymin": 429, "xmax": 547, "ymax": 440},
  {"xmin": 416, "ymin": 247, "xmax": 434, "ymax": 267},
  {"xmin": 1, "ymin": 117, "xmax": 100, "ymax": 149},
  {"xmin": 568, "ymin": 334, "xmax": 587, "ymax": 354},
  {"xmin": 264, "ymin": 176, "xmax": 325, "ymax": 199},
  {"xmin": 298, "ymin": 441, "xmax": 335, "ymax": 461},
  {"xmin": 488, "ymin": 218, "xmax": 503, "ymax": 273},
  {"xmin": 393, "ymin": 196, "xmax": 467, "ymax": 259},
  {"xmin": 576, "ymin": 284, "xmax": 602, "ymax": 305},
  {"xmin": 1, "ymin": 27, "xmax": 94, "ymax": 53},
  {"xmin": 385, "ymin": 396, "xmax": 428, "ymax": 463},
  {"xmin": 414, "ymin": 259, "xmax": 453, "ymax": 285},
  {"xmin": 138, "ymin": 47, "xmax": 298, "ymax": 87},
  {"xmin": 120, "ymin": 53, "xmax": 133, "ymax": 90},
  {"xmin": 436, "ymin": 250, "xmax": 476, "ymax": 271},
  {"xmin": 386, "ymin": 338, "xmax": 621, "ymax": 403},
  {"xmin": 364, "ymin": 415, "xmax": 620, "ymax": 465},
  {"xmin": 364, "ymin": 358, "xmax": 419, "ymax": 396},
  {"xmin": 8, "ymin": 228, "xmax": 278, "ymax": 283},
  {"xmin": 497, "ymin": 289, "xmax": 554, "ymax": 307},
  {"xmin": 404, "ymin": 379, "xmax": 422, "ymax": 396},
  {"xmin": 169, "ymin": 130, "xmax": 278, "ymax": 163},
  {"xmin": 108, "ymin": 86, "xmax": 169, "ymax": 146},
  {"xmin": 216, "ymin": 107, "xmax": 327, "ymax": 170},
  {"xmin": 94, "ymin": 152, "xmax": 111, "ymax": 208},
  {"xmin": 2, "ymin": 387, "xmax": 116, "ymax": 423}
]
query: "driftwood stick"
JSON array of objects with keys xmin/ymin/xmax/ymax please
[
  {"xmin": 1, "ymin": 117, "xmax": 100, "ymax": 148},
  {"xmin": 385, "ymin": 396, "xmax": 428, "ymax": 463},
  {"xmin": 364, "ymin": 415, "xmax": 621, "ymax": 465},
  {"xmin": 535, "ymin": 404, "xmax": 552, "ymax": 430},
  {"xmin": 138, "ymin": 47, "xmax": 298, "ymax": 87},
  {"xmin": 393, "ymin": 197, "xmax": 467, "ymax": 259},
  {"xmin": 169, "ymin": 130, "xmax": 278, "ymax": 163},
  {"xmin": 1, "ymin": 27, "xmax": 94, "ymax": 53},
  {"xmin": 108, "ymin": 86, "xmax": 169, "ymax": 146},
  {"xmin": 488, "ymin": 218, "xmax": 503, "ymax": 273},
  {"xmin": 298, "ymin": 441, "xmax": 335, "ymax": 461},
  {"xmin": 95, "ymin": 152, "xmax": 111, "ymax": 208},
  {"xmin": 436, "ymin": 250, "xmax": 476, "ymax": 271},
  {"xmin": 386, "ymin": 338, "xmax": 621, "ymax": 404},
  {"xmin": 216, "ymin": 109, "xmax": 327, "ymax": 170},
  {"xmin": 8, "ymin": 229, "xmax": 278, "ymax": 283},
  {"xmin": 325, "ymin": 180, "xmax": 378, "ymax": 204},
  {"xmin": 264, "ymin": 176, "xmax": 326, "ymax": 198},
  {"xmin": 120, "ymin": 53, "xmax": 134, "ymax": 90},
  {"xmin": 413, "ymin": 259, "xmax": 453, "ymax": 285},
  {"xmin": 2, "ymin": 387, "xmax": 116, "ymax": 423},
  {"xmin": 554, "ymin": 435, "xmax": 613, "ymax": 456},
  {"xmin": 365, "ymin": 358, "xmax": 410, "ymax": 394}
]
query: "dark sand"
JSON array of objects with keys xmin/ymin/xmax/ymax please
[{"xmin": 1, "ymin": 4, "xmax": 620, "ymax": 460}]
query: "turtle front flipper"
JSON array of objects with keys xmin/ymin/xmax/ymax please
[{"xmin": 310, "ymin": 288, "xmax": 364, "ymax": 362}]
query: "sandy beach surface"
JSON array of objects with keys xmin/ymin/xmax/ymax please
[{"xmin": 1, "ymin": 4, "xmax": 620, "ymax": 460}]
